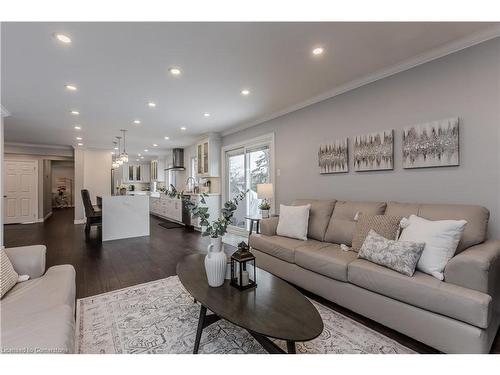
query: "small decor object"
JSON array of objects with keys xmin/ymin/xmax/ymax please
[
  {"xmin": 257, "ymin": 183, "xmax": 273, "ymax": 218},
  {"xmin": 358, "ymin": 230, "xmax": 425, "ymax": 277},
  {"xmin": 402, "ymin": 117, "xmax": 459, "ymax": 169},
  {"xmin": 276, "ymin": 204, "xmax": 311, "ymax": 241},
  {"xmin": 353, "ymin": 130, "xmax": 394, "ymax": 171},
  {"xmin": 318, "ymin": 138, "xmax": 348, "ymax": 174},
  {"xmin": 117, "ymin": 184, "xmax": 127, "ymax": 196},
  {"xmin": 398, "ymin": 215, "xmax": 467, "ymax": 280},
  {"xmin": 230, "ymin": 242, "xmax": 257, "ymax": 290},
  {"xmin": 204, "ymin": 236, "xmax": 227, "ymax": 287}
]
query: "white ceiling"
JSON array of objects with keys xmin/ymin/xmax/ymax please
[{"xmin": 1, "ymin": 22, "xmax": 498, "ymax": 158}]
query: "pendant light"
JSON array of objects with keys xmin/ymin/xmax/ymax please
[
  {"xmin": 116, "ymin": 136, "xmax": 123, "ymax": 165},
  {"xmin": 111, "ymin": 141, "xmax": 120, "ymax": 169},
  {"xmin": 120, "ymin": 129, "xmax": 129, "ymax": 163}
]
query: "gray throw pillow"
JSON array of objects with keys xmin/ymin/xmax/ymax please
[{"xmin": 358, "ymin": 230, "xmax": 425, "ymax": 276}]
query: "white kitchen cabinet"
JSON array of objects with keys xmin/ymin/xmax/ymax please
[
  {"xmin": 149, "ymin": 194, "xmax": 182, "ymax": 222},
  {"xmin": 150, "ymin": 159, "xmax": 165, "ymax": 182},
  {"xmin": 196, "ymin": 134, "xmax": 221, "ymax": 177},
  {"xmin": 122, "ymin": 163, "xmax": 150, "ymax": 182}
]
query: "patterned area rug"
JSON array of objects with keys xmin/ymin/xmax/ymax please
[{"xmin": 76, "ymin": 276, "xmax": 414, "ymax": 354}]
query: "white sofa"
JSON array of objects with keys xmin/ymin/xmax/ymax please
[{"xmin": 0, "ymin": 245, "xmax": 76, "ymax": 354}]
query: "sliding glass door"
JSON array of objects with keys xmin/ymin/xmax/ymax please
[{"xmin": 224, "ymin": 137, "xmax": 273, "ymax": 234}]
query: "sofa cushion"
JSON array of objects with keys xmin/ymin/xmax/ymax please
[
  {"xmin": 293, "ymin": 199, "xmax": 336, "ymax": 241},
  {"xmin": 1, "ymin": 265, "xmax": 76, "ymax": 316},
  {"xmin": 324, "ymin": 201, "xmax": 387, "ymax": 246},
  {"xmin": 250, "ymin": 234, "xmax": 296, "ymax": 262},
  {"xmin": 385, "ymin": 202, "xmax": 489, "ymax": 253},
  {"xmin": 348, "ymin": 259, "xmax": 492, "ymax": 328},
  {"xmin": 0, "ymin": 304, "xmax": 75, "ymax": 353},
  {"xmin": 249, "ymin": 234, "xmax": 330, "ymax": 263},
  {"xmin": 295, "ymin": 244, "xmax": 357, "ymax": 281}
]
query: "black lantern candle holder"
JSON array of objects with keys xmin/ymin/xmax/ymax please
[{"xmin": 230, "ymin": 242, "xmax": 257, "ymax": 291}]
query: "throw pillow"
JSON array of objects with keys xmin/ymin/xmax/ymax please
[
  {"xmin": 398, "ymin": 215, "xmax": 467, "ymax": 280},
  {"xmin": 358, "ymin": 230, "xmax": 425, "ymax": 276},
  {"xmin": 1, "ymin": 249, "xmax": 19, "ymax": 298},
  {"xmin": 351, "ymin": 214, "xmax": 403, "ymax": 252},
  {"xmin": 276, "ymin": 204, "xmax": 311, "ymax": 241}
]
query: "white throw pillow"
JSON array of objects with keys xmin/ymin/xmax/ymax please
[
  {"xmin": 398, "ymin": 215, "xmax": 467, "ymax": 280},
  {"xmin": 277, "ymin": 204, "xmax": 311, "ymax": 241}
]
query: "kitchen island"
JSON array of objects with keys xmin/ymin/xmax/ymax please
[{"xmin": 102, "ymin": 195, "xmax": 150, "ymax": 241}]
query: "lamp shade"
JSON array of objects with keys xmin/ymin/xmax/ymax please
[{"xmin": 257, "ymin": 183, "xmax": 273, "ymax": 199}]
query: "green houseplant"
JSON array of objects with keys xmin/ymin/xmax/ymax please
[{"xmin": 165, "ymin": 185, "xmax": 247, "ymax": 287}]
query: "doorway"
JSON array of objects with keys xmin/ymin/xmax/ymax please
[
  {"xmin": 222, "ymin": 134, "xmax": 274, "ymax": 235},
  {"xmin": 3, "ymin": 159, "xmax": 38, "ymax": 224}
]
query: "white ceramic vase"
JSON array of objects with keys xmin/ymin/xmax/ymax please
[
  {"xmin": 204, "ymin": 236, "xmax": 227, "ymax": 287},
  {"xmin": 261, "ymin": 209, "xmax": 270, "ymax": 218}
]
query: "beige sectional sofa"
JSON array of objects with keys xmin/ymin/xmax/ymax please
[
  {"xmin": 249, "ymin": 200, "xmax": 500, "ymax": 353},
  {"xmin": 0, "ymin": 245, "xmax": 76, "ymax": 354}
]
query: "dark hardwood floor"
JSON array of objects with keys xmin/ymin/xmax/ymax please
[{"xmin": 4, "ymin": 208, "xmax": 499, "ymax": 354}]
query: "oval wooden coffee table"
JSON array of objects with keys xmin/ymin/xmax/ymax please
[{"xmin": 177, "ymin": 254, "xmax": 324, "ymax": 354}]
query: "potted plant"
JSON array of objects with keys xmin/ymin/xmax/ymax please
[
  {"xmin": 117, "ymin": 184, "xmax": 127, "ymax": 196},
  {"xmin": 165, "ymin": 186, "xmax": 247, "ymax": 287},
  {"xmin": 258, "ymin": 200, "xmax": 271, "ymax": 218}
]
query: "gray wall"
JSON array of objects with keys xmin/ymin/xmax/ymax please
[{"xmin": 223, "ymin": 38, "xmax": 500, "ymax": 239}]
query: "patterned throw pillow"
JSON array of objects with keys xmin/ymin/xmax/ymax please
[
  {"xmin": 1, "ymin": 249, "xmax": 19, "ymax": 298},
  {"xmin": 351, "ymin": 214, "xmax": 403, "ymax": 252},
  {"xmin": 358, "ymin": 230, "xmax": 425, "ymax": 276}
]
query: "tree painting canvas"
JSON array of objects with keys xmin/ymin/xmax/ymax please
[
  {"xmin": 402, "ymin": 117, "xmax": 459, "ymax": 169},
  {"xmin": 318, "ymin": 138, "xmax": 348, "ymax": 174},
  {"xmin": 353, "ymin": 130, "xmax": 394, "ymax": 171}
]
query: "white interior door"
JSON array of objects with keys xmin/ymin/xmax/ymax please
[{"xmin": 4, "ymin": 160, "xmax": 38, "ymax": 224}]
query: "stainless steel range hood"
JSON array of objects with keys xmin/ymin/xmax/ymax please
[{"xmin": 165, "ymin": 148, "xmax": 185, "ymax": 171}]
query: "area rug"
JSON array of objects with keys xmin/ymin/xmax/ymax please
[{"xmin": 75, "ymin": 276, "xmax": 415, "ymax": 354}]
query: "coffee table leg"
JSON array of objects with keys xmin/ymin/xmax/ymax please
[
  {"xmin": 193, "ymin": 305, "xmax": 207, "ymax": 354},
  {"xmin": 286, "ymin": 341, "xmax": 296, "ymax": 354}
]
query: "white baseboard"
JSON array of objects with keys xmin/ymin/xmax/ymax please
[
  {"xmin": 44, "ymin": 211, "xmax": 52, "ymax": 221},
  {"xmin": 74, "ymin": 219, "xmax": 86, "ymax": 224}
]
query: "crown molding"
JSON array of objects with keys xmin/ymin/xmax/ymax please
[
  {"xmin": 5, "ymin": 142, "xmax": 73, "ymax": 150},
  {"xmin": 222, "ymin": 25, "xmax": 500, "ymax": 137},
  {"xmin": 1, "ymin": 105, "xmax": 11, "ymax": 117}
]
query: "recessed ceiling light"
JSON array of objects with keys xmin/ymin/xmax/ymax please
[
  {"xmin": 110, "ymin": 151, "xmax": 115, "ymax": 154},
  {"xmin": 164, "ymin": 136, "xmax": 170, "ymax": 140},
  {"xmin": 140, "ymin": 156, "xmax": 144, "ymax": 159},
  {"xmin": 77, "ymin": 143, "xmax": 83, "ymax": 146},
  {"xmin": 76, "ymin": 137, "xmax": 82, "ymax": 141},
  {"xmin": 144, "ymin": 149, "xmax": 149, "ymax": 152},
  {"xmin": 169, "ymin": 67, "xmax": 181, "ymax": 76},
  {"xmin": 54, "ymin": 33, "xmax": 71, "ymax": 44},
  {"xmin": 180, "ymin": 127, "xmax": 187, "ymax": 131},
  {"xmin": 114, "ymin": 147, "xmax": 119, "ymax": 150},
  {"xmin": 71, "ymin": 110, "xmax": 79, "ymax": 115},
  {"xmin": 153, "ymin": 144, "xmax": 158, "ymax": 147},
  {"xmin": 241, "ymin": 89, "xmax": 250, "ymax": 96},
  {"xmin": 203, "ymin": 113, "xmax": 210, "ymax": 118},
  {"xmin": 133, "ymin": 120, "xmax": 141, "ymax": 124},
  {"xmin": 136, "ymin": 159, "xmax": 140, "ymax": 161},
  {"xmin": 148, "ymin": 101, "xmax": 156, "ymax": 108},
  {"xmin": 312, "ymin": 47, "xmax": 324, "ymax": 55},
  {"xmin": 74, "ymin": 125, "xmax": 81, "ymax": 130},
  {"xmin": 65, "ymin": 84, "xmax": 77, "ymax": 91}
]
